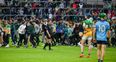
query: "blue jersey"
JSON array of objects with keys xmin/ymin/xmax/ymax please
[{"xmin": 95, "ymin": 20, "xmax": 110, "ymax": 41}]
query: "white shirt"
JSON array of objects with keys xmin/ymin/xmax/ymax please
[
  {"xmin": 59, "ymin": 3, "xmax": 64, "ymax": 9},
  {"xmin": 79, "ymin": 3, "xmax": 83, "ymax": 9},
  {"xmin": 34, "ymin": 23, "xmax": 41, "ymax": 34},
  {"xmin": 0, "ymin": 0, "xmax": 4, "ymax": 5},
  {"xmin": 18, "ymin": 24, "xmax": 26, "ymax": 34},
  {"xmin": 49, "ymin": 14, "xmax": 53, "ymax": 19}
]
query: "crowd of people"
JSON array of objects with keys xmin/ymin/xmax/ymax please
[
  {"xmin": 0, "ymin": 0, "xmax": 115, "ymax": 50},
  {"xmin": 0, "ymin": 13, "xmax": 115, "ymax": 62},
  {"xmin": 0, "ymin": 0, "xmax": 85, "ymax": 22},
  {"xmin": 0, "ymin": 12, "xmax": 116, "ymax": 48},
  {"xmin": 0, "ymin": 0, "xmax": 115, "ymax": 22},
  {"xmin": 0, "ymin": 1, "xmax": 116, "ymax": 62}
]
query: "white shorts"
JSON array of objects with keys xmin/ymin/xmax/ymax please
[{"xmin": 82, "ymin": 36, "xmax": 92, "ymax": 41}]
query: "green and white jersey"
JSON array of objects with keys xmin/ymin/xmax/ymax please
[{"xmin": 83, "ymin": 19, "xmax": 93, "ymax": 28}]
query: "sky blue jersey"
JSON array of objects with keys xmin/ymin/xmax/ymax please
[{"xmin": 95, "ymin": 20, "xmax": 110, "ymax": 41}]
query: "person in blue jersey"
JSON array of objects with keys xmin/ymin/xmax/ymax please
[{"xmin": 93, "ymin": 13, "xmax": 110, "ymax": 62}]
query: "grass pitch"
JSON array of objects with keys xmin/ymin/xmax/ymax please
[{"xmin": 0, "ymin": 46, "xmax": 115, "ymax": 62}]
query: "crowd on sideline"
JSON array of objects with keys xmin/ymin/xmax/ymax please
[{"xmin": 0, "ymin": 13, "xmax": 116, "ymax": 49}]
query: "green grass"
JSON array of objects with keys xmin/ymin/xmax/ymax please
[{"xmin": 0, "ymin": 46, "xmax": 115, "ymax": 62}]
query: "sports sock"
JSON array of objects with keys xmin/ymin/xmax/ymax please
[
  {"xmin": 48, "ymin": 43, "xmax": 51, "ymax": 50},
  {"xmin": 43, "ymin": 43, "xmax": 48, "ymax": 49},
  {"xmin": 88, "ymin": 53, "xmax": 90, "ymax": 56},
  {"xmin": 81, "ymin": 52, "xmax": 84, "ymax": 54},
  {"xmin": 101, "ymin": 60, "xmax": 103, "ymax": 62},
  {"xmin": 98, "ymin": 59, "xmax": 100, "ymax": 62}
]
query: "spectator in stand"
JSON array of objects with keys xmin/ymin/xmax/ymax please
[
  {"xmin": 18, "ymin": 8, "xmax": 24, "ymax": 16},
  {"xmin": 72, "ymin": 2, "xmax": 78, "ymax": 10},
  {"xmin": 32, "ymin": 2, "xmax": 37, "ymax": 15},
  {"xmin": 78, "ymin": 2, "xmax": 83, "ymax": 16},
  {"xmin": 91, "ymin": 10, "xmax": 99, "ymax": 21}
]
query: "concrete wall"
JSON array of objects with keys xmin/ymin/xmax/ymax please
[
  {"xmin": 86, "ymin": 0, "xmax": 116, "ymax": 5},
  {"xmin": 87, "ymin": 0, "xmax": 103, "ymax": 5}
]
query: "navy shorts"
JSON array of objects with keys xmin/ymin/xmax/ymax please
[{"xmin": 97, "ymin": 40, "xmax": 108, "ymax": 44}]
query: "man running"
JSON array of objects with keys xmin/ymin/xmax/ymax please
[{"xmin": 80, "ymin": 15, "xmax": 93, "ymax": 58}]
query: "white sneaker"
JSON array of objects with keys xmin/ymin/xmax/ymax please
[
  {"xmin": 78, "ymin": 42, "xmax": 81, "ymax": 47},
  {"xmin": 5, "ymin": 44, "xmax": 9, "ymax": 48},
  {"xmin": 0, "ymin": 44, "xmax": 2, "ymax": 47}
]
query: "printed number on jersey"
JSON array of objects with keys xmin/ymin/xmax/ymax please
[{"xmin": 98, "ymin": 25, "xmax": 106, "ymax": 32}]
